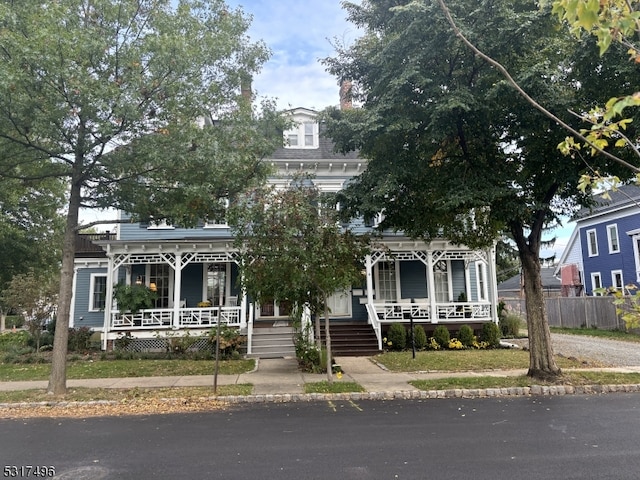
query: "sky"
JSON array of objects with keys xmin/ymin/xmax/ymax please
[{"xmin": 224, "ymin": 0, "xmax": 358, "ymax": 110}]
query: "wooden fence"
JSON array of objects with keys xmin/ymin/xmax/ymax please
[{"xmin": 503, "ymin": 296, "xmax": 627, "ymax": 330}]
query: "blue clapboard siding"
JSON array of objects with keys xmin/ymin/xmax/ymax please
[
  {"xmin": 581, "ymin": 213, "xmax": 640, "ymax": 294},
  {"xmin": 73, "ymin": 267, "xmax": 107, "ymax": 330}
]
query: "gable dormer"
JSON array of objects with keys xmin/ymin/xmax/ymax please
[{"xmin": 283, "ymin": 108, "xmax": 319, "ymax": 149}]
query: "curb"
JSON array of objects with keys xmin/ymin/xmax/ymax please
[{"xmin": 3, "ymin": 383, "xmax": 640, "ymax": 410}]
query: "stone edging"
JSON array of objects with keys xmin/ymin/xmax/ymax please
[{"xmin": 2, "ymin": 383, "xmax": 640, "ymax": 410}]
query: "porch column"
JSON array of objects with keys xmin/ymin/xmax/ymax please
[
  {"xmin": 427, "ymin": 250, "xmax": 438, "ymax": 323},
  {"xmin": 487, "ymin": 244, "xmax": 499, "ymax": 323},
  {"xmin": 172, "ymin": 252, "xmax": 183, "ymax": 329},
  {"xmin": 365, "ymin": 254, "xmax": 374, "ymax": 305},
  {"xmin": 464, "ymin": 257, "xmax": 472, "ymax": 301},
  {"xmin": 240, "ymin": 268, "xmax": 248, "ymax": 329},
  {"xmin": 102, "ymin": 253, "xmax": 116, "ymax": 350}
]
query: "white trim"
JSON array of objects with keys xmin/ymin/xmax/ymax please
[
  {"xmin": 586, "ymin": 229, "xmax": 599, "ymax": 257},
  {"xmin": 633, "ymin": 234, "xmax": 640, "ymax": 282},
  {"xmin": 374, "ymin": 260, "xmax": 401, "ymax": 301},
  {"xmin": 89, "ymin": 273, "xmax": 108, "ymax": 312},
  {"xmin": 202, "ymin": 262, "xmax": 231, "ymax": 306},
  {"xmin": 611, "ymin": 269, "xmax": 624, "ymax": 290},
  {"xmin": 606, "ymin": 224, "xmax": 620, "ymax": 254},
  {"xmin": 591, "ymin": 272, "xmax": 603, "ymax": 295},
  {"xmin": 476, "ymin": 262, "xmax": 488, "ymax": 301}
]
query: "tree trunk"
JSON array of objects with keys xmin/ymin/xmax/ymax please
[
  {"xmin": 520, "ymin": 247, "xmax": 561, "ymax": 380},
  {"xmin": 323, "ymin": 294, "xmax": 332, "ymax": 384},
  {"xmin": 47, "ymin": 177, "xmax": 82, "ymax": 395}
]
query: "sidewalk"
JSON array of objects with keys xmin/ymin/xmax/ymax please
[{"xmin": 2, "ymin": 357, "xmax": 640, "ymax": 400}]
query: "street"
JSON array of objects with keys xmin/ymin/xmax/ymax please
[{"xmin": 2, "ymin": 395, "xmax": 640, "ymax": 479}]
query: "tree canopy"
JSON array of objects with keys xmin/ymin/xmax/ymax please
[
  {"xmin": 230, "ymin": 176, "xmax": 370, "ymax": 381},
  {"xmin": 0, "ymin": 0, "xmax": 285, "ymax": 394},
  {"xmin": 322, "ymin": 0, "xmax": 639, "ymax": 378}
]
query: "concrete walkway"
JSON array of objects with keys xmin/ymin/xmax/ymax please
[{"xmin": 3, "ymin": 357, "xmax": 640, "ymax": 398}]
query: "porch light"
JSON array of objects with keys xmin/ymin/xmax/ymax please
[
  {"xmin": 149, "ymin": 282, "xmax": 157, "ymax": 292},
  {"xmin": 135, "ymin": 275, "xmax": 143, "ymax": 285}
]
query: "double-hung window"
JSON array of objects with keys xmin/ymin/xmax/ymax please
[
  {"xmin": 90, "ymin": 274, "xmax": 107, "ymax": 311},
  {"xmin": 607, "ymin": 224, "xmax": 620, "ymax": 253},
  {"xmin": 587, "ymin": 229, "xmax": 598, "ymax": 256},
  {"xmin": 591, "ymin": 272, "xmax": 602, "ymax": 295}
]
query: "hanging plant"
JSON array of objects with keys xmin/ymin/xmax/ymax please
[{"xmin": 113, "ymin": 283, "xmax": 158, "ymax": 313}]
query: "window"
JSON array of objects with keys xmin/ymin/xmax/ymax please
[
  {"xmin": 148, "ymin": 264, "xmax": 171, "ymax": 308},
  {"xmin": 204, "ymin": 198, "xmax": 230, "ymax": 228},
  {"xmin": 304, "ymin": 122, "xmax": 314, "ymax": 146},
  {"xmin": 147, "ymin": 220, "xmax": 174, "ymax": 229},
  {"xmin": 434, "ymin": 260, "xmax": 450, "ymax": 302},
  {"xmin": 587, "ymin": 229, "xmax": 598, "ymax": 256},
  {"xmin": 89, "ymin": 274, "xmax": 107, "ymax": 311},
  {"xmin": 635, "ymin": 235, "xmax": 640, "ymax": 282},
  {"xmin": 259, "ymin": 299, "xmax": 292, "ymax": 318},
  {"xmin": 591, "ymin": 272, "xmax": 602, "ymax": 295},
  {"xmin": 284, "ymin": 121, "xmax": 318, "ymax": 149},
  {"xmin": 611, "ymin": 270, "xmax": 624, "ymax": 290},
  {"xmin": 322, "ymin": 290, "xmax": 351, "ymax": 317},
  {"xmin": 476, "ymin": 263, "xmax": 487, "ymax": 301},
  {"xmin": 375, "ymin": 261, "xmax": 398, "ymax": 301},
  {"xmin": 206, "ymin": 263, "xmax": 228, "ymax": 306},
  {"xmin": 607, "ymin": 224, "xmax": 620, "ymax": 253}
]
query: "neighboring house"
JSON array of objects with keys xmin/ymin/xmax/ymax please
[
  {"xmin": 71, "ymin": 106, "xmax": 500, "ymax": 355},
  {"xmin": 556, "ymin": 184, "xmax": 640, "ymax": 296},
  {"xmin": 497, "ymin": 267, "xmax": 562, "ymax": 298}
]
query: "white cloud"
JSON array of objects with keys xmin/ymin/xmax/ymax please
[{"xmin": 227, "ymin": 0, "xmax": 360, "ymax": 110}]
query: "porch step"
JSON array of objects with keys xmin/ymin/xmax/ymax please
[
  {"xmin": 320, "ymin": 323, "xmax": 380, "ymax": 356},
  {"xmin": 249, "ymin": 326, "xmax": 296, "ymax": 358}
]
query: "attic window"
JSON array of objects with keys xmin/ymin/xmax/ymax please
[{"xmin": 284, "ymin": 121, "xmax": 318, "ymax": 149}]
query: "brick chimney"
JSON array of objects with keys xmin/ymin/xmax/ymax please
[{"xmin": 339, "ymin": 79, "xmax": 353, "ymax": 110}]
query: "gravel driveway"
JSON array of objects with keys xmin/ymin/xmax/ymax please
[{"xmin": 515, "ymin": 333, "xmax": 640, "ymax": 367}]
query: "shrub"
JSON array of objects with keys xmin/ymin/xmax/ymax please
[
  {"xmin": 5, "ymin": 315, "xmax": 25, "ymax": 329},
  {"xmin": 411, "ymin": 325, "xmax": 427, "ymax": 350},
  {"xmin": 208, "ymin": 325, "xmax": 247, "ymax": 359},
  {"xmin": 432, "ymin": 325, "xmax": 450, "ymax": 349},
  {"xmin": 480, "ymin": 322, "xmax": 501, "ymax": 348},
  {"xmin": 499, "ymin": 313, "xmax": 522, "ymax": 338},
  {"xmin": 448, "ymin": 338, "xmax": 464, "ymax": 349},
  {"xmin": 458, "ymin": 325, "xmax": 475, "ymax": 347},
  {"xmin": 68, "ymin": 327, "xmax": 94, "ymax": 352},
  {"xmin": 386, "ymin": 323, "xmax": 407, "ymax": 351},
  {"xmin": 0, "ymin": 330, "xmax": 31, "ymax": 351}
]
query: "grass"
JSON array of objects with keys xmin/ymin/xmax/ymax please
[
  {"xmin": 410, "ymin": 372, "xmax": 640, "ymax": 391},
  {"xmin": 0, "ymin": 358, "xmax": 255, "ymax": 382},
  {"xmin": 550, "ymin": 326, "xmax": 640, "ymax": 342},
  {"xmin": 304, "ymin": 381, "xmax": 366, "ymax": 394},
  {"xmin": 375, "ymin": 348, "xmax": 597, "ymax": 372}
]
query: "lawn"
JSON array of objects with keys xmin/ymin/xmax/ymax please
[
  {"xmin": 374, "ymin": 348, "xmax": 596, "ymax": 372},
  {"xmin": 550, "ymin": 327, "xmax": 640, "ymax": 342},
  {"xmin": 0, "ymin": 358, "xmax": 255, "ymax": 382}
]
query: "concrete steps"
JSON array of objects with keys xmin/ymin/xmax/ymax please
[{"xmin": 249, "ymin": 326, "xmax": 296, "ymax": 358}]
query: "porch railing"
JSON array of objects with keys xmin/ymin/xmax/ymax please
[
  {"xmin": 111, "ymin": 306, "xmax": 242, "ymax": 330},
  {"xmin": 366, "ymin": 301, "xmax": 493, "ymax": 349}
]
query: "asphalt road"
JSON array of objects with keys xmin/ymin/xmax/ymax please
[{"xmin": 3, "ymin": 395, "xmax": 640, "ymax": 480}]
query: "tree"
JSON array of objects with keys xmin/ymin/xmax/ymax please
[
  {"xmin": 230, "ymin": 176, "xmax": 370, "ymax": 383},
  {"xmin": 0, "ymin": 0, "xmax": 284, "ymax": 394},
  {"xmin": 322, "ymin": 0, "xmax": 638, "ymax": 379},
  {"xmin": 0, "ymin": 177, "xmax": 65, "ymax": 294},
  {"xmin": 1, "ymin": 270, "xmax": 59, "ymax": 353}
]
